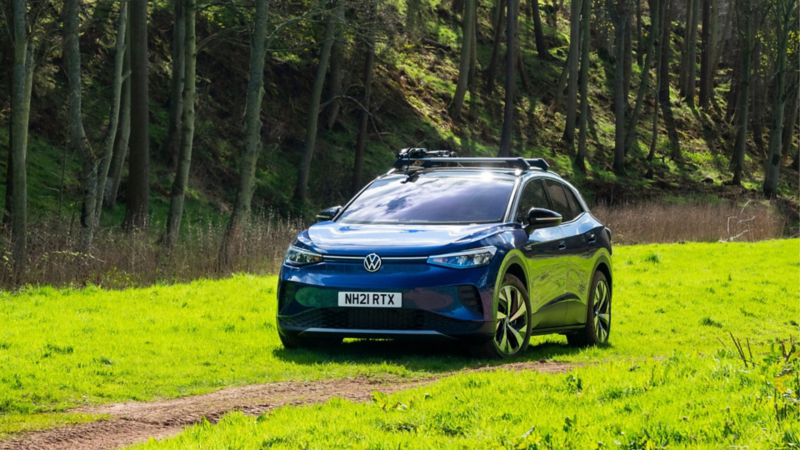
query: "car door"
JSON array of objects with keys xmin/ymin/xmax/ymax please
[
  {"xmin": 544, "ymin": 179, "xmax": 591, "ymax": 325},
  {"xmin": 516, "ymin": 178, "xmax": 568, "ymax": 330},
  {"xmin": 542, "ymin": 179, "xmax": 583, "ymax": 327}
]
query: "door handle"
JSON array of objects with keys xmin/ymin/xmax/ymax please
[
  {"xmin": 587, "ymin": 233, "xmax": 596, "ymax": 244},
  {"xmin": 558, "ymin": 241, "xmax": 567, "ymax": 251}
]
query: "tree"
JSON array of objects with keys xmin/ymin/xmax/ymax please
[
  {"xmin": 352, "ymin": 0, "xmax": 378, "ymax": 193},
  {"xmin": 763, "ymin": 0, "xmax": 798, "ymax": 198},
  {"xmin": 485, "ymin": 0, "xmax": 505, "ymax": 93},
  {"xmin": 680, "ymin": 0, "xmax": 699, "ymax": 104},
  {"xmin": 451, "ymin": 0, "xmax": 476, "ymax": 121},
  {"xmin": 220, "ymin": 0, "xmax": 270, "ymax": 264},
  {"xmin": 406, "ymin": 0, "xmax": 422, "ymax": 35},
  {"xmin": 293, "ymin": 1, "xmax": 338, "ymax": 205},
  {"xmin": 107, "ymin": 23, "xmax": 132, "ymax": 209},
  {"xmin": 164, "ymin": 0, "xmax": 197, "ymax": 249},
  {"xmin": 730, "ymin": 0, "xmax": 754, "ymax": 185},
  {"xmin": 164, "ymin": 0, "xmax": 186, "ymax": 168},
  {"xmin": 10, "ymin": 0, "xmax": 30, "ymax": 279},
  {"xmin": 124, "ymin": 0, "xmax": 150, "ymax": 230},
  {"xmin": 576, "ymin": 0, "xmax": 592, "ymax": 171},
  {"xmin": 94, "ymin": 2, "xmax": 128, "ymax": 224},
  {"xmin": 531, "ymin": 0, "xmax": 550, "ymax": 59},
  {"xmin": 624, "ymin": 0, "xmax": 661, "ymax": 152},
  {"xmin": 563, "ymin": 0, "xmax": 582, "ymax": 146},
  {"xmin": 498, "ymin": 0, "xmax": 518, "ymax": 156},
  {"xmin": 698, "ymin": 0, "xmax": 712, "ymax": 109},
  {"xmin": 325, "ymin": 0, "xmax": 345, "ymax": 130},
  {"xmin": 611, "ymin": 0, "xmax": 630, "ymax": 174},
  {"xmin": 647, "ymin": 0, "xmax": 667, "ymax": 161},
  {"xmin": 64, "ymin": 0, "xmax": 100, "ymax": 253}
]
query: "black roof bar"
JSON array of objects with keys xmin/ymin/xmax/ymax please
[{"xmin": 392, "ymin": 148, "xmax": 550, "ymax": 172}]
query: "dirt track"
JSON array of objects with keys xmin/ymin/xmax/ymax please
[{"xmin": 0, "ymin": 360, "xmax": 574, "ymax": 450}]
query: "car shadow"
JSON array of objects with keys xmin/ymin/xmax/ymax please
[{"xmin": 271, "ymin": 336, "xmax": 589, "ymax": 375}]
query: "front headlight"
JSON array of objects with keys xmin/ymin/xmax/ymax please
[
  {"xmin": 285, "ymin": 245, "xmax": 324, "ymax": 266},
  {"xmin": 427, "ymin": 246, "xmax": 497, "ymax": 269}
]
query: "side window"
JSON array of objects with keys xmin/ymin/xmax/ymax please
[
  {"xmin": 515, "ymin": 179, "xmax": 549, "ymax": 222},
  {"xmin": 544, "ymin": 180, "xmax": 574, "ymax": 222},
  {"xmin": 563, "ymin": 185, "xmax": 585, "ymax": 219}
]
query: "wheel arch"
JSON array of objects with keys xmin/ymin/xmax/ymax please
[{"xmin": 593, "ymin": 254, "xmax": 612, "ymax": 295}]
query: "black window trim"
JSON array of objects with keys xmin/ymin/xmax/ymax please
[{"xmin": 509, "ymin": 174, "xmax": 588, "ymax": 225}]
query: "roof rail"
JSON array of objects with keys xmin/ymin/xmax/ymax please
[{"xmin": 392, "ymin": 148, "xmax": 550, "ymax": 172}]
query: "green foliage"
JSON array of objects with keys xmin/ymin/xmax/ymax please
[
  {"xmin": 0, "ymin": 240, "xmax": 797, "ymax": 440},
  {"xmin": 137, "ymin": 342, "xmax": 800, "ymax": 449}
]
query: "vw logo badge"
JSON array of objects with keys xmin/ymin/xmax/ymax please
[{"xmin": 364, "ymin": 253, "xmax": 382, "ymax": 273}]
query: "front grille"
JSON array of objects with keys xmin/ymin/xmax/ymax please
[
  {"xmin": 457, "ymin": 285, "xmax": 483, "ymax": 316},
  {"xmin": 279, "ymin": 308, "xmax": 480, "ymax": 333}
]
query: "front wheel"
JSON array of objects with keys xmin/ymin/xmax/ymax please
[
  {"xmin": 567, "ymin": 271, "xmax": 611, "ymax": 347},
  {"xmin": 471, "ymin": 274, "xmax": 532, "ymax": 359}
]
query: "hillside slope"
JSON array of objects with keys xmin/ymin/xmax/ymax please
[{"xmin": 0, "ymin": 0, "xmax": 797, "ymax": 225}]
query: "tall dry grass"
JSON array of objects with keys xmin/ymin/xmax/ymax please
[
  {"xmin": 591, "ymin": 200, "xmax": 788, "ymax": 245},
  {"xmin": 0, "ymin": 201, "xmax": 790, "ymax": 290},
  {"xmin": 0, "ymin": 211, "xmax": 305, "ymax": 290}
]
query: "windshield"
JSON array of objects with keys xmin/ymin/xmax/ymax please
[{"xmin": 337, "ymin": 175, "xmax": 515, "ymax": 224}]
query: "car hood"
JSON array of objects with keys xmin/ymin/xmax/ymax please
[{"xmin": 298, "ymin": 221, "xmax": 514, "ymax": 256}]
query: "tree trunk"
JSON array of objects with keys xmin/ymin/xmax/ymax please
[
  {"xmin": 124, "ymin": 0, "xmax": 150, "ymax": 230},
  {"xmin": 293, "ymin": 2, "xmax": 337, "ymax": 205},
  {"xmin": 576, "ymin": 0, "xmax": 591, "ymax": 171},
  {"xmin": 220, "ymin": 0, "xmax": 270, "ymax": 266},
  {"xmin": 164, "ymin": 0, "xmax": 185, "ymax": 169},
  {"xmin": 108, "ymin": 25, "xmax": 131, "ymax": 209},
  {"xmin": 485, "ymin": 0, "xmax": 505, "ymax": 93},
  {"xmin": 624, "ymin": 0, "xmax": 661, "ymax": 152},
  {"xmin": 710, "ymin": 0, "xmax": 732, "ymax": 88},
  {"xmin": 563, "ymin": 0, "xmax": 582, "ymax": 146},
  {"xmin": 94, "ymin": 2, "xmax": 128, "ymax": 225},
  {"xmin": 65, "ymin": 0, "xmax": 99, "ymax": 253},
  {"xmin": 636, "ymin": 0, "xmax": 643, "ymax": 66},
  {"xmin": 10, "ymin": 0, "xmax": 29, "ymax": 280},
  {"xmin": 326, "ymin": 0, "xmax": 345, "ymax": 130},
  {"xmin": 750, "ymin": 40, "xmax": 764, "ymax": 156},
  {"xmin": 352, "ymin": 0, "xmax": 378, "ymax": 194},
  {"xmin": 532, "ymin": 0, "xmax": 549, "ymax": 59},
  {"xmin": 451, "ymin": 0, "xmax": 476, "ymax": 121},
  {"xmin": 684, "ymin": 0, "xmax": 699, "ymax": 104},
  {"xmin": 648, "ymin": 0, "xmax": 667, "ymax": 161},
  {"xmin": 498, "ymin": 0, "xmax": 518, "ymax": 156},
  {"xmin": 698, "ymin": 0, "xmax": 711, "ymax": 109},
  {"xmin": 730, "ymin": 0, "xmax": 752, "ymax": 186},
  {"xmin": 763, "ymin": 0, "xmax": 797, "ymax": 198},
  {"xmin": 164, "ymin": 0, "xmax": 196, "ymax": 249},
  {"xmin": 782, "ymin": 71, "xmax": 799, "ymax": 169},
  {"xmin": 679, "ymin": 0, "xmax": 692, "ymax": 96},
  {"xmin": 623, "ymin": 13, "xmax": 633, "ymax": 101},
  {"xmin": 612, "ymin": 0, "xmax": 629, "ymax": 175}
]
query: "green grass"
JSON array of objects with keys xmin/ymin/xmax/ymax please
[
  {"xmin": 0, "ymin": 240, "xmax": 798, "ymax": 440},
  {"xmin": 136, "ymin": 351, "xmax": 800, "ymax": 449}
]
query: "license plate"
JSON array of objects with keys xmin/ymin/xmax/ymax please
[{"xmin": 338, "ymin": 292, "xmax": 402, "ymax": 308}]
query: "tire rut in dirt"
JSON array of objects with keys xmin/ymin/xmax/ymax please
[{"xmin": 0, "ymin": 361, "xmax": 573, "ymax": 450}]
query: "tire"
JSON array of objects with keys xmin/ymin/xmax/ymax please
[
  {"xmin": 471, "ymin": 274, "xmax": 532, "ymax": 359},
  {"xmin": 567, "ymin": 270, "xmax": 611, "ymax": 347},
  {"xmin": 279, "ymin": 333, "xmax": 343, "ymax": 349}
]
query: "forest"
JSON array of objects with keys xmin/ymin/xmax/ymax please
[{"xmin": 0, "ymin": 0, "xmax": 798, "ymax": 288}]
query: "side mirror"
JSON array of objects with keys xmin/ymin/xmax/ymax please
[
  {"xmin": 316, "ymin": 205, "xmax": 342, "ymax": 222},
  {"xmin": 526, "ymin": 207, "xmax": 562, "ymax": 233}
]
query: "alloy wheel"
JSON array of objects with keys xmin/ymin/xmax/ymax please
[
  {"xmin": 495, "ymin": 285, "xmax": 528, "ymax": 355},
  {"xmin": 593, "ymin": 279, "xmax": 611, "ymax": 343}
]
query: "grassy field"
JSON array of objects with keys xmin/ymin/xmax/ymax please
[{"xmin": 0, "ymin": 240, "xmax": 798, "ymax": 442}]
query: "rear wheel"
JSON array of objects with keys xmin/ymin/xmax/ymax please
[
  {"xmin": 471, "ymin": 274, "xmax": 532, "ymax": 359},
  {"xmin": 279, "ymin": 333, "xmax": 343, "ymax": 349},
  {"xmin": 567, "ymin": 271, "xmax": 611, "ymax": 347}
]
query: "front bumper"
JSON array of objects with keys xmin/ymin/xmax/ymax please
[{"xmin": 276, "ymin": 259, "xmax": 501, "ymax": 341}]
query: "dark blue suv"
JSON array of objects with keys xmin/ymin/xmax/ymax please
[{"xmin": 277, "ymin": 150, "xmax": 612, "ymax": 359}]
